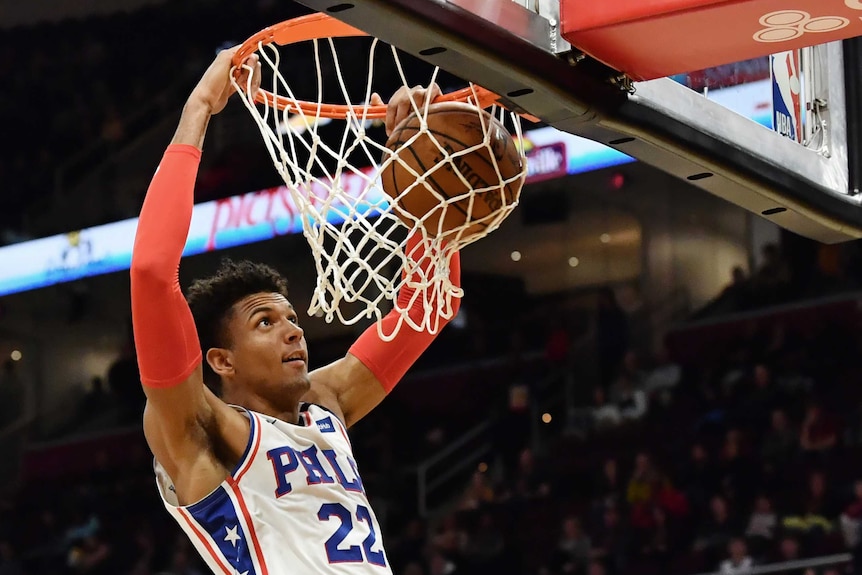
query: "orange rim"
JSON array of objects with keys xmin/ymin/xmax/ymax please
[{"xmin": 232, "ymin": 12, "xmax": 501, "ymax": 119}]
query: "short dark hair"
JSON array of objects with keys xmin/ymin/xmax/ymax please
[{"xmin": 186, "ymin": 259, "xmax": 289, "ymax": 395}]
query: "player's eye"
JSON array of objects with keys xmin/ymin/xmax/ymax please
[
  {"xmin": 288, "ymin": 315, "xmax": 299, "ymax": 325},
  {"xmin": 258, "ymin": 317, "xmax": 273, "ymax": 327}
]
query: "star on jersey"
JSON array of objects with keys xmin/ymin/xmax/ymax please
[{"xmin": 224, "ymin": 525, "xmax": 241, "ymax": 547}]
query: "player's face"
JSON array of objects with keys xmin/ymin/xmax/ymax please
[{"xmin": 224, "ymin": 291, "xmax": 310, "ymax": 399}]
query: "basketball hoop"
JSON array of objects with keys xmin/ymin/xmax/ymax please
[
  {"xmin": 231, "ymin": 13, "xmax": 527, "ymax": 340},
  {"xmin": 232, "ymin": 13, "xmax": 503, "ymax": 119}
]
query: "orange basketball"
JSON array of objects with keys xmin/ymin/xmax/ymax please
[{"xmin": 381, "ymin": 102, "xmax": 524, "ymax": 239}]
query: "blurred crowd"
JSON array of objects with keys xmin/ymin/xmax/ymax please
[
  {"xmin": 380, "ymin": 295, "xmax": 862, "ymax": 575},
  {"xmin": 701, "ymin": 240, "xmax": 862, "ymax": 319},
  {"xmin": 0, "ymin": 0, "xmax": 302, "ymax": 244}
]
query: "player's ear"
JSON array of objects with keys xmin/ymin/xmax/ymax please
[{"xmin": 206, "ymin": 347, "xmax": 234, "ymax": 378}]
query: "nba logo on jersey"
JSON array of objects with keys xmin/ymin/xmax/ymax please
[
  {"xmin": 316, "ymin": 416, "xmax": 335, "ymax": 433},
  {"xmin": 771, "ymin": 50, "xmax": 802, "ymax": 143}
]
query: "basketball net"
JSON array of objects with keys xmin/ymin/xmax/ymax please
[{"xmin": 231, "ymin": 16, "xmax": 526, "ymax": 340}]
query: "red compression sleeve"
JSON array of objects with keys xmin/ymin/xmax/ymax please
[
  {"xmin": 130, "ymin": 144, "xmax": 202, "ymax": 388},
  {"xmin": 348, "ymin": 236, "xmax": 461, "ymax": 393}
]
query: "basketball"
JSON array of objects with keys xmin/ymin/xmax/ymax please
[{"xmin": 381, "ymin": 102, "xmax": 524, "ymax": 238}]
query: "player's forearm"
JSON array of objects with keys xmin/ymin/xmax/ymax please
[
  {"xmin": 171, "ymin": 98, "xmax": 213, "ymax": 149},
  {"xmin": 348, "ymin": 245, "xmax": 461, "ymax": 392}
]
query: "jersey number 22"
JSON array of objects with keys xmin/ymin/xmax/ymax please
[{"xmin": 318, "ymin": 503, "xmax": 386, "ymax": 566}]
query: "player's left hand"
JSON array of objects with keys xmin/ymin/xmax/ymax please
[
  {"xmin": 371, "ymin": 84, "xmax": 443, "ymax": 136},
  {"xmin": 189, "ymin": 47, "xmax": 261, "ymax": 116}
]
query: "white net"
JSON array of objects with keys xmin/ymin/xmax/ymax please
[{"xmin": 232, "ymin": 26, "xmax": 527, "ymax": 340}]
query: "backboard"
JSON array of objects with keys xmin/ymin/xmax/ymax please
[{"xmin": 288, "ymin": 0, "xmax": 862, "ymax": 243}]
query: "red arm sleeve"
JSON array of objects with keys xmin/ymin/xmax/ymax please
[
  {"xmin": 348, "ymin": 236, "xmax": 461, "ymax": 392},
  {"xmin": 130, "ymin": 144, "xmax": 202, "ymax": 388}
]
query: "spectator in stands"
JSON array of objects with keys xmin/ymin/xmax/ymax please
[
  {"xmin": 745, "ymin": 495, "xmax": 778, "ymax": 557},
  {"xmin": 428, "ymin": 550, "xmax": 459, "ymax": 575},
  {"xmin": 555, "ymin": 516, "xmax": 591, "ymax": 574},
  {"xmin": 776, "ymin": 535, "xmax": 801, "ymax": 563},
  {"xmin": 633, "ymin": 473, "xmax": 688, "ymax": 523},
  {"xmin": 591, "ymin": 387, "xmax": 622, "ymax": 430},
  {"xmin": 761, "ymin": 408, "xmax": 798, "ymax": 472},
  {"xmin": 459, "ymin": 470, "xmax": 496, "ymax": 510},
  {"xmin": 806, "ymin": 471, "xmax": 841, "ymax": 520},
  {"xmin": 728, "ymin": 265, "xmax": 746, "ymax": 286},
  {"xmin": 627, "ymin": 452, "xmax": 658, "ymax": 506},
  {"xmin": 77, "ymin": 376, "xmax": 112, "ymax": 426},
  {"xmin": 501, "ymin": 448, "xmax": 551, "ymax": 501},
  {"xmin": 66, "ymin": 533, "xmax": 111, "ymax": 575},
  {"xmin": 630, "ymin": 472, "xmax": 689, "ymax": 562},
  {"xmin": 841, "ymin": 480, "xmax": 862, "ymax": 575},
  {"xmin": 738, "ymin": 364, "xmax": 784, "ymax": 429},
  {"xmin": 693, "ymin": 496, "xmax": 737, "ymax": 565},
  {"xmin": 618, "ymin": 351, "xmax": 645, "ymax": 388},
  {"xmin": 783, "ymin": 472, "xmax": 838, "ymax": 545},
  {"xmin": 679, "ymin": 443, "xmax": 719, "ymax": 521},
  {"xmin": 718, "ymin": 265, "xmax": 753, "ymax": 311},
  {"xmin": 718, "ymin": 428, "xmax": 757, "ymax": 506},
  {"xmin": 653, "ymin": 473, "xmax": 690, "ymax": 520},
  {"xmin": 639, "ymin": 507, "xmax": 671, "ymax": 572},
  {"xmin": 719, "ymin": 537, "xmax": 754, "ymax": 575},
  {"xmin": 594, "ymin": 458, "xmax": 623, "ymax": 511},
  {"xmin": 753, "ymin": 243, "xmax": 791, "ymax": 300},
  {"xmin": 432, "ymin": 514, "xmax": 468, "ymax": 561},
  {"xmin": 840, "ymin": 480, "xmax": 862, "ymax": 550},
  {"xmin": 799, "ymin": 401, "xmax": 840, "ymax": 460},
  {"xmin": 641, "ymin": 346, "xmax": 682, "ymax": 407},
  {"xmin": 614, "ymin": 375, "xmax": 648, "ymax": 422},
  {"xmin": 589, "ymin": 505, "xmax": 629, "ymax": 575}
]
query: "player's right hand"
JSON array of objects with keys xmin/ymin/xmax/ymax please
[
  {"xmin": 372, "ymin": 83, "xmax": 443, "ymax": 137},
  {"xmin": 188, "ymin": 46, "xmax": 261, "ymax": 116}
]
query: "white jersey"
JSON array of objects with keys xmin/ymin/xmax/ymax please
[{"xmin": 155, "ymin": 403, "xmax": 391, "ymax": 575}]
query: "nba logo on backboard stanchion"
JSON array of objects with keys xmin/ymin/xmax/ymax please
[{"xmin": 770, "ymin": 50, "xmax": 802, "ymax": 143}]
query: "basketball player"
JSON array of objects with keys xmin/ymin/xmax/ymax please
[{"xmin": 130, "ymin": 47, "xmax": 457, "ymax": 574}]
